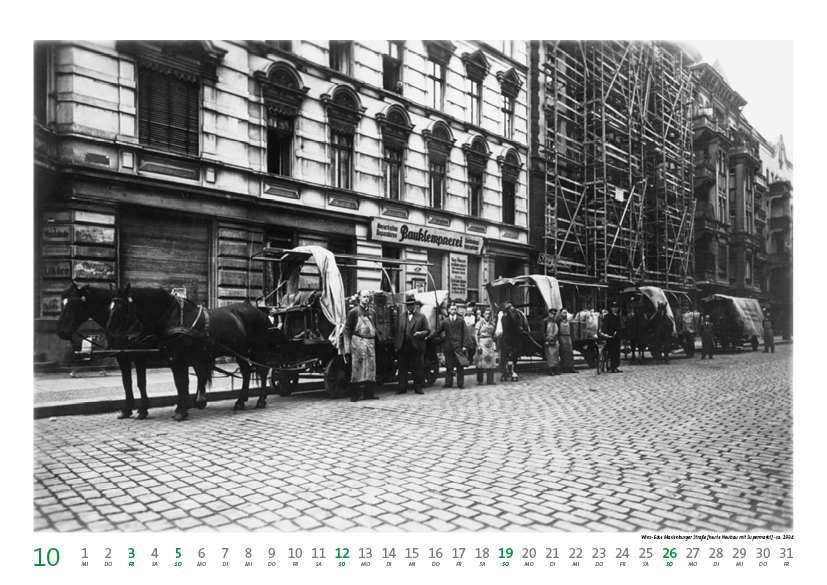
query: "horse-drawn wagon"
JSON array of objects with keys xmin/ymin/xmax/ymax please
[
  {"xmin": 252, "ymin": 246, "xmax": 443, "ymax": 398},
  {"xmin": 619, "ymin": 286, "xmax": 679, "ymax": 363},
  {"xmin": 700, "ymin": 294, "xmax": 764, "ymax": 351}
]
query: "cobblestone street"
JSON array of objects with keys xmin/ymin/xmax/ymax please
[{"xmin": 34, "ymin": 345, "xmax": 793, "ymax": 533}]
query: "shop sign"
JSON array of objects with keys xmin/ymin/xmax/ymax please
[
  {"xmin": 74, "ymin": 225, "xmax": 115, "ymax": 245},
  {"xmin": 371, "ymin": 218, "xmax": 484, "ymax": 255},
  {"xmin": 43, "ymin": 260, "xmax": 72, "ymax": 279},
  {"xmin": 449, "ymin": 254, "xmax": 467, "ymax": 300},
  {"xmin": 43, "ymin": 225, "xmax": 71, "ymax": 242},
  {"xmin": 538, "ymin": 253, "xmax": 555, "ymax": 267},
  {"xmin": 73, "ymin": 260, "xmax": 115, "ymax": 280}
]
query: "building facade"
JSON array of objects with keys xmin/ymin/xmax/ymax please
[
  {"xmin": 528, "ymin": 40, "xmax": 698, "ymax": 311},
  {"xmin": 34, "ymin": 40, "xmax": 531, "ymax": 365}
]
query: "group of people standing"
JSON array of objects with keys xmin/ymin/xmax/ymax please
[
  {"xmin": 540, "ymin": 302, "xmax": 623, "ymax": 376},
  {"xmin": 344, "ymin": 293, "xmax": 501, "ymax": 401}
]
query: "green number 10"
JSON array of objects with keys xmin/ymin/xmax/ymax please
[{"xmin": 34, "ymin": 548, "xmax": 60, "ymax": 567}]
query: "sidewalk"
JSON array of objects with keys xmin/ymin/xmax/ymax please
[{"xmin": 33, "ymin": 337, "xmax": 789, "ymax": 419}]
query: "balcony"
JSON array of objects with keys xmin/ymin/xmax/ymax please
[
  {"xmin": 692, "ymin": 113, "xmax": 729, "ymax": 143},
  {"xmin": 770, "ymin": 180, "xmax": 793, "ymax": 199},
  {"xmin": 729, "ymin": 142, "xmax": 761, "ymax": 169},
  {"xmin": 756, "ymin": 207, "xmax": 767, "ymax": 225},
  {"xmin": 769, "ymin": 252, "xmax": 791, "ymax": 265},
  {"xmin": 769, "ymin": 216, "xmax": 792, "ymax": 231},
  {"xmin": 693, "ymin": 159, "xmax": 716, "ymax": 189}
]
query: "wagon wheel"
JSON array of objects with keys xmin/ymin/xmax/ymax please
[
  {"xmin": 324, "ymin": 357, "xmax": 351, "ymax": 399},
  {"xmin": 424, "ymin": 354, "xmax": 439, "ymax": 387},
  {"xmin": 583, "ymin": 344, "xmax": 598, "ymax": 368},
  {"xmin": 270, "ymin": 369, "xmax": 299, "ymax": 396},
  {"xmin": 750, "ymin": 336, "xmax": 759, "ymax": 351}
]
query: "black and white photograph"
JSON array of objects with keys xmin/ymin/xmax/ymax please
[{"xmin": 19, "ymin": 17, "xmax": 815, "ymax": 581}]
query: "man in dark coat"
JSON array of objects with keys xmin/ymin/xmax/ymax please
[
  {"xmin": 428, "ymin": 302, "xmax": 468, "ymax": 389},
  {"xmin": 699, "ymin": 314, "xmax": 715, "ymax": 359},
  {"xmin": 395, "ymin": 295, "xmax": 431, "ymax": 395},
  {"xmin": 601, "ymin": 301, "xmax": 623, "ymax": 373}
]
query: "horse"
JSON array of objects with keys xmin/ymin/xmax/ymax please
[
  {"xmin": 495, "ymin": 301, "xmax": 544, "ymax": 382},
  {"xmin": 55, "ymin": 282, "xmax": 154, "ymax": 420},
  {"xmin": 622, "ymin": 300, "xmax": 674, "ymax": 365},
  {"xmin": 106, "ymin": 285, "xmax": 271, "ymax": 422}
]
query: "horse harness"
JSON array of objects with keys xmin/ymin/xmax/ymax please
[{"xmin": 160, "ymin": 295, "xmax": 211, "ymax": 342}]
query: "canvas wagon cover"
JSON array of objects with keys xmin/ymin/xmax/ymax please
[
  {"xmin": 281, "ymin": 246, "xmax": 347, "ymax": 351},
  {"xmin": 702, "ymin": 294, "xmax": 765, "ymax": 339},
  {"xmin": 636, "ymin": 286, "xmax": 677, "ymax": 336},
  {"xmin": 486, "ymin": 275, "xmax": 563, "ymax": 312}
]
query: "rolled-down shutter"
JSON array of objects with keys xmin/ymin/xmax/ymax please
[{"xmin": 119, "ymin": 208, "xmax": 210, "ymax": 305}]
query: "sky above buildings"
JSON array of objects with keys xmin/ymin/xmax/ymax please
[{"xmin": 686, "ymin": 40, "xmax": 794, "ymax": 161}]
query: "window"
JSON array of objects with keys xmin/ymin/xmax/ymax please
[
  {"xmin": 745, "ymin": 254, "xmax": 752, "ymax": 283},
  {"xmin": 467, "ymin": 79, "xmax": 482, "ymax": 125},
  {"xmin": 502, "ymin": 180, "xmax": 516, "ymax": 224},
  {"xmin": 469, "ymin": 171, "xmax": 482, "ymax": 217},
  {"xmin": 138, "ymin": 65, "xmax": 200, "ymax": 156},
  {"xmin": 267, "ymin": 115, "xmax": 293, "ymax": 176},
  {"xmin": 383, "ymin": 41, "xmax": 403, "ymax": 93},
  {"xmin": 34, "ymin": 43, "xmax": 49, "ymax": 124},
  {"xmin": 430, "ymin": 160, "xmax": 446, "ymax": 209},
  {"xmin": 426, "ymin": 59, "xmax": 445, "ymax": 111},
  {"xmin": 384, "ymin": 147, "xmax": 402, "ymax": 200},
  {"xmin": 502, "ymin": 94, "xmax": 515, "ymax": 139},
  {"xmin": 381, "ymin": 245, "xmax": 401, "ymax": 293},
  {"xmin": 466, "ymin": 257, "xmax": 480, "ymax": 303},
  {"xmin": 331, "ymin": 131, "xmax": 353, "ymax": 189},
  {"xmin": 718, "ymin": 245, "xmax": 728, "ymax": 277},
  {"xmin": 427, "ymin": 250, "xmax": 444, "ymax": 289},
  {"xmin": 329, "ymin": 41, "xmax": 352, "ymax": 75}
]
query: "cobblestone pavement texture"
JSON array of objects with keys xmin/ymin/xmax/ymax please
[{"xmin": 34, "ymin": 345, "xmax": 792, "ymax": 533}]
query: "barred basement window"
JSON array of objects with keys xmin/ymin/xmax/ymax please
[{"xmin": 138, "ymin": 65, "xmax": 200, "ymax": 156}]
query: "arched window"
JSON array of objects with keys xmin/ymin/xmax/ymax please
[
  {"xmin": 321, "ymin": 85, "xmax": 366, "ymax": 190},
  {"xmin": 422, "ymin": 121, "xmax": 455, "ymax": 209},
  {"xmin": 256, "ymin": 63, "xmax": 309, "ymax": 177},
  {"xmin": 463, "ymin": 136, "xmax": 490, "ymax": 218},
  {"xmin": 376, "ymin": 105, "xmax": 414, "ymax": 200},
  {"xmin": 498, "ymin": 149, "xmax": 522, "ymax": 225}
]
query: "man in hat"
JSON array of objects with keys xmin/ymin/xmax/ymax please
[
  {"xmin": 429, "ymin": 302, "xmax": 468, "ymax": 389},
  {"xmin": 699, "ymin": 314, "xmax": 715, "ymax": 359},
  {"xmin": 601, "ymin": 301, "xmax": 623, "ymax": 373},
  {"xmin": 542, "ymin": 307, "xmax": 560, "ymax": 375},
  {"xmin": 345, "ymin": 290, "xmax": 379, "ymax": 402},
  {"xmin": 395, "ymin": 294, "xmax": 431, "ymax": 395}
]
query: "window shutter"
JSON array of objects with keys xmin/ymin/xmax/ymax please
[{"xmin": 138, "ymin": 66, "xmax": 199, "ymax": 156}]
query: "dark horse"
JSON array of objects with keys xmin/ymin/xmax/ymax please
[
  {"xmin": 623, "ymin": 301, "xmax": 674, "ymax": 365},
  {"xmin": 495, "ymin": 301, "xmax": 544, "ymax": 382},
  {"xmin": 56, "ymin": 282, "xmax": 153, "ymax": 420},
  {"xmin": 107, "ymin": 285, "xmax": 271, "ymax": 422}
]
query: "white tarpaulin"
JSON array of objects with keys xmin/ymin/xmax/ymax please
[
  {"xmin": 403, "ymin": 289, "xmax": 449, "ymax": 330},
  {"xmin": 637, "ymin": 286, "xmax": 677, "ymax": 336},
  {"xmin": 703, "ymin": 294, "xmax": 765, "ymax": 339},
  {"xmin": 287, "ymin": 246, "xmax": 347, "ymax": 351},
  {"xmin": 487, "ymin": 275, "xmax": 562, "ymax": 312}
]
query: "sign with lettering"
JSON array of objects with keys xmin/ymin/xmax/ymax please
[
  {"xmin": 449, "ymin": 254, "xmax": 467, "ymax": 300},
  {"xmin": 74, "ymin": 225, "xmax": 115, "ymax": 245},
  {"xmin": 538, "ymin": 252, "xmax": 555, "ymax": 267},
  {"xmin": 370, "ymin": 218, "xmax": 484, "ymax": 255},
  {"xmin": 43, "ymin": 261, "xmax": 72, "ymax": 279},
  {"xmin": 43, "ymin": 225, "xmax": 71, "ymax": 242},
  {"xmin": 73, "ymin": 260, "xmax": 115, "ymax": 280}
]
